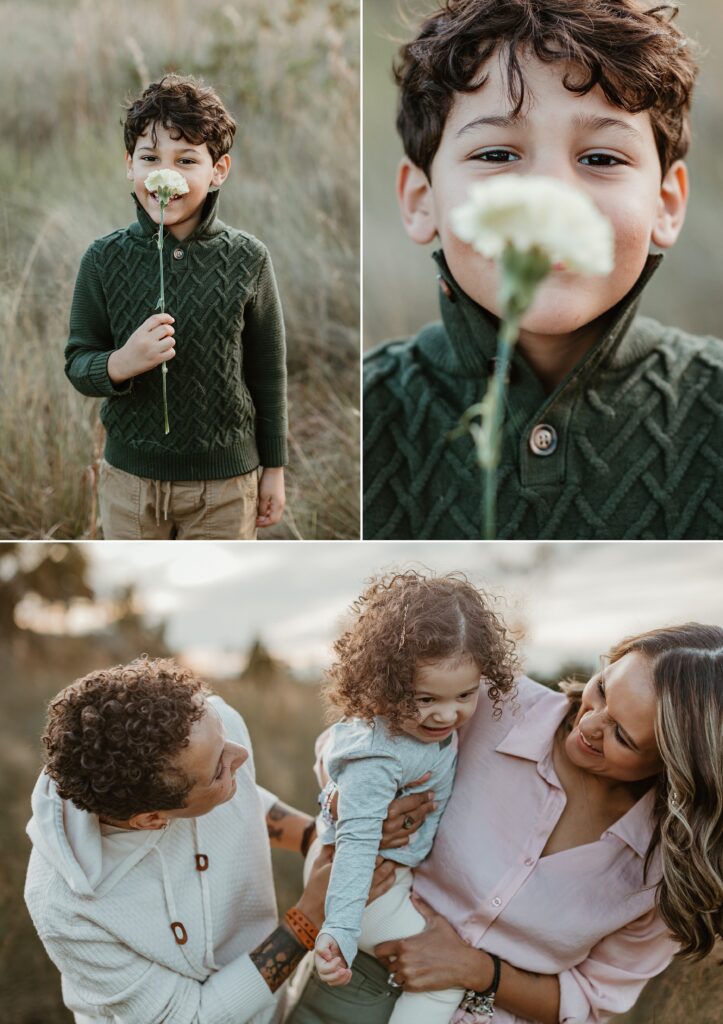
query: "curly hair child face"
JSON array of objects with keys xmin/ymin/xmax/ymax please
[{"xmin": 398, "ymin": 656, "xmax": 482, "ymax": 743}]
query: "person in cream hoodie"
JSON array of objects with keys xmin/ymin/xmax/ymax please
[{"xmin": 24, "ymin": 657, "xmax": 330, "ymax": 1024}]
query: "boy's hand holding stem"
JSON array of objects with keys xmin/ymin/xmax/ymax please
[{"xmin": 107, "ymin": 313, "xmax": 176, "ymax": 383}]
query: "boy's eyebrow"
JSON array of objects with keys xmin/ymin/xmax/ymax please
[
  {"xmin": 456, "ymin": 112, "xmax": 643, "ymax": 143},
  {"xmin": 137, "ymin": 145, "xmax": 201, "ymax": 153},
  {"xmin": 572, "ymin": 113, "xmax": 643, "ymax": 142}
]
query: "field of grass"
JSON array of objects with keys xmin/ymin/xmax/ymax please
[{"xmin": 0, "ymin": 0, "xmax": 360, "ymax": 539}]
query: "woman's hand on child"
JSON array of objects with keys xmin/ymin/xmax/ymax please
[
  {"xmin": 381, "ymin": 774, "xmax": 437, "ymax": 849},
  {"xmin": 256, "ymin": 467, "xmax": 286, "ymax": 528},
  {"xmin": 108, "ymin": 313, "xmax": 176, "ymax": 383},
  {"xmin": 314, "ymin": 933, "xmax": 352, "ymax": 986},
  {"xmin": 375, "ymin": 893, "xmax": 487, "ymax": 992}
]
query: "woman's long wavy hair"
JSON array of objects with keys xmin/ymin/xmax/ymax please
[
  {"xmin": 324, "ymin": 570, "xmax": 518, "ymax": 731},
  {"xmin": 564, "ymin": 624, "xmax": 723, "ymax": 959}
]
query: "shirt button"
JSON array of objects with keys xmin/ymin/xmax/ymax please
[
  {"xmin": 524, "ymin": 857, "xmax": 534, "ymax": 867},
  {"xmin": 492, "ymin": 897, "xmax": 502, "ymax": 907},
  {"xmin": 173, "ymin": 248, "xmax": 185, "ymax": 260},
  {"xmin": 529, "ymin": 423, "xmax": 557, "ymax": 456}
]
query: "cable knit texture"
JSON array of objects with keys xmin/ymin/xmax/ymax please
[
  {"xmin": 24, "ymin": 697, "xmax": 283, "ymax": 1024},
  {"xmin": 65, "ymin": 191, "xmax": 288, "ymax": 480},
  {"xmin": 364, "ymin": 252, "xmax": 723, "ymax": 539}
]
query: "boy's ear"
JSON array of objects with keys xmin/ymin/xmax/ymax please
[
  {"xmin": 397, "ymin": 157, "xmax": 437, "ymax": 245},
  {"xmin": 125, "ymin": 152, "xmax": 134, "ymax": 181},
  {"xmin": 651, "ymin": 160, "xmax": 688, "ymax": 249},
  {"xmin": 212, "ymin": 154, "xmax": 231, "ymax": 188}
]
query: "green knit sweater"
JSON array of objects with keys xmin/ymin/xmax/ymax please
[
  {"xmin": 65, "ymin": 190, "xmax": 287, "ymax": 480},
  {"xmin": 364, "ymin": 253, "xmax": 723, "ymax": 539}
]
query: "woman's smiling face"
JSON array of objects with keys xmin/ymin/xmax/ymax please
[{"xmin": 565, "ymin": 651, "xmax": 663, "ymax": 783}]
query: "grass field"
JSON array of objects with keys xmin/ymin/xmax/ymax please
[{"xmin": 0, "ymin": 0, "xmax": 360, "ymax": 539}]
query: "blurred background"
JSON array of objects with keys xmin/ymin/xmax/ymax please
[
  {"xmin": 1, "ymin": 539, "xmax": 722, "ymax": 1022},
  {"xmin": 0, "ymin": 0, "xmax": 359, "ymax": 540},
  {"xmin": 364, "ymin": 0, "xmax": 723, "ymax": 348}
]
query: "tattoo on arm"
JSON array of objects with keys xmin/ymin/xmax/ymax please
[
  {"xmin": 267, "ymin": 803, "xmax": 287, "ymax": 822},
  {"xmin": 267, "ymin": 802, "xmax": 287, "ymax": 844},
  {"xmin": 250, "ymin": 924, "xmax": 306, "ymax": 992}
]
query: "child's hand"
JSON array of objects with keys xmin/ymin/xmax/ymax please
[
  {"xmin": 256, "ymin": 466, "xmax": 285, "ymax": 528},
  {"xmin": 314, "ymin": 933, "xmax": 351, "ymax": 986},
  {"xmin": 108, "ymin": 313, "xmax": 176, "ymax": 383}
]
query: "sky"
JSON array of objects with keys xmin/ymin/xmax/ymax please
[{"xmin": 82, "ymin": 541, "xmax": 723, "ymax": 680}]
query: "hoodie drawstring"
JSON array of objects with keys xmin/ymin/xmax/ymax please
[
  {"xmin": 151, "ymin": 825, "xmax": 217, "ymax": 976},
  {"xmin": 193, "ymin": 818, "xmax": 218, "ymax": 971}
]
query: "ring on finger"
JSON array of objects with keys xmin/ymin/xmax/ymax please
[
  {"xmin": 402, "ymin": 814, "xmax": 415, "ymax": 830},
  {"xmin": 388, "ymin": 972, "xmax": 402, "ymax": 989}
]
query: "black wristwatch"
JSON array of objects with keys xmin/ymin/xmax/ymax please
[{"xmin": 460, "ymin": 953, "xmax": 502, "ymax": 1016}]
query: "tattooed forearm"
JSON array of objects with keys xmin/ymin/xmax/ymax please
[
  {"xmin": 266, "ymin": 801, "xmax": 315, "ymax": 852},
  {"xmin": 250, "ymin": 924, "xmax": 306, "ymax": 992}
]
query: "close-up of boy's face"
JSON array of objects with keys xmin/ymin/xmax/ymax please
[
  {"xmin": 399, "ymin": 48, "xmax": 689, "ymax": 340},
  {"xmin": 125, "ymin": 122, "xmax": 230, "ymax": 240}
]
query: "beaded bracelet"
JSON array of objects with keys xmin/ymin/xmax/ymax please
[{"xmin": 284, "ymin": 907, "xmax": 319, "ymax": 951}]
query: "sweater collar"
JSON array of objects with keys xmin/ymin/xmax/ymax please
[
  {"xmin": 430, "ymin": 249, "xmax": 663, "ymax": 379},
  {"xmin": 130, "ymin": 187, "xmax": 223, "ymax": 240}
]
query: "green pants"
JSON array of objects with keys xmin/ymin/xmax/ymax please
[{"xmin": 287, "ymin": 951, "xmax": 400, "ymax": 1024}]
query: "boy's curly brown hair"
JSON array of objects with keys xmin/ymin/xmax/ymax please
[
  {"xmin": 43, "ymin": 657, "xmax": 210, "ymax": 820},
  {"xmin": 395, "ymin": 0, "xmax": 699, "ymax": 178},
  {"xmin": 324, "ymin": 570, "xmax": 517, "ymax": 731},
  {"xmin": 123, "ymin": 73, "xmax": 236, "ymax": 163}
]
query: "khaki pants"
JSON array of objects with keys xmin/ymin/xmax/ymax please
[{"xmin": 98, "ymin": 460, "xmax": 260, "ymax": 540}]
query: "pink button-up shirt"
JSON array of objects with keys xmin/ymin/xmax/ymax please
[{"xmin": 413, "ymin": 676, "xmax": 678, "ymax": 1024}]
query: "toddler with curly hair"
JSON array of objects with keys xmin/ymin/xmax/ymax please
[{"xmin": 312, "ymin": 571, "xmax": 517, "ymax": 1023}]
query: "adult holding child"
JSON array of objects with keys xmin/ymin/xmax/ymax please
[
  {"xmin": 23, "ymin": 658, "xmax": 428, "ymax": 1024},
  {"xmin": 290, "ymin": 619, "xmax": 723, "ymax": 1024}
]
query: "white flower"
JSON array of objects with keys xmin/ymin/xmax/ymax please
[
  {"xmin": 143, "ymin": 169, "xmax": 189, "ymax": 201},
  {"xmin": 450, "ymin": 175, "xmax": 614, "ymax": 276}
]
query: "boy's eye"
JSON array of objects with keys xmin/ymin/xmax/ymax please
[
  {"xmin": 472, "ymin": 149, "xmax": 519, "ymax": 163},
  {"xmin": 179, "ymin": 158, "xmax": 197, "ymax": 165},
  {"xmin": 580, "ymin": 153, "xmax": 626, "ymax": 167},
  {"xmin": 416, "ymin": 696, "xmax": 436, "ymax": 705},
  {"xmin": 457, "ymin": 689, "xmax": 477, "ymax": 701}
]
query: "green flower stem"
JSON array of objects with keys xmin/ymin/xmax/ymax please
[
  {"xmin": 482, "ymin": 314, "xmax": 518, "ymax": 539},
  {"xmin": 457, "ymin": 244, "xmax": 551, "ymax": 538},
  {"xmin": 157, "ymin": 198, "xmax": 170, "ymax": 435}
]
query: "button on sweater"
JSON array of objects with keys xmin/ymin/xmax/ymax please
[
  {"xmin": 364, "ymin": 253, "xmax": 723, "ymax": 539},
  {"xmin": 65, "ymin": 191, "xmax": 287, "ymax": 481}
]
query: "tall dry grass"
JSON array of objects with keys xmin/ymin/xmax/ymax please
[{"xmin": 0, "ymin": 0, "xmax": 360, "ymax": 539}]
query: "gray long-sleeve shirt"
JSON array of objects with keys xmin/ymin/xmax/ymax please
[{"xmin": 318, "ymin": 716, "xmax": 458, "ymax": 968}]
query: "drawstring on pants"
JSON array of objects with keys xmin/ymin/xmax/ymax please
[{"xmin": 153, "ymin": 480, "xmax": 173, "ymax": 526}]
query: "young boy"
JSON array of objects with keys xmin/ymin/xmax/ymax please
[
  {"xmin": 363, "ymin": 0, "xmax": 723, "ymax": 540},
  {"xmin": 65, "ymin": 74, "xmax": 287, "ymax": 540}
]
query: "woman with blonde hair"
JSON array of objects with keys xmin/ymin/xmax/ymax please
[{"xmin": 290, "ymin": 621, "xmax": 723, "ymax": 1024}]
